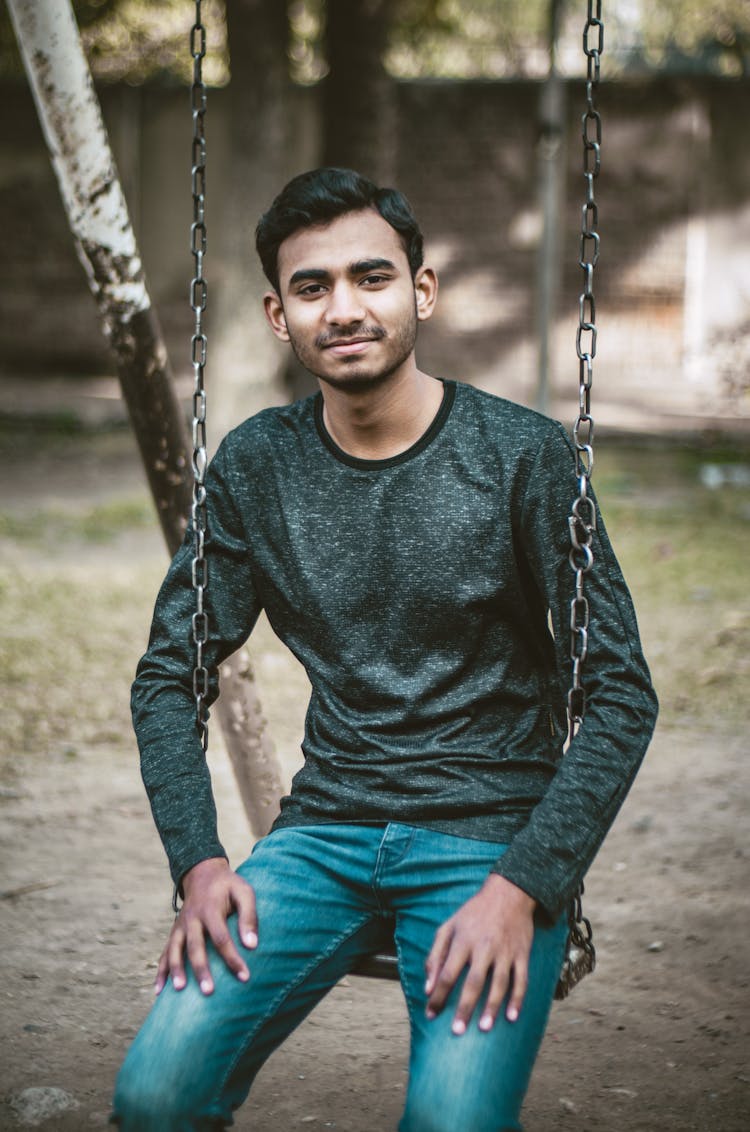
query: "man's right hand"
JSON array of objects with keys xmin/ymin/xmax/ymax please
[{"xmin": 154, "ymin": 857, "xmax": 258, "ymax": 997}]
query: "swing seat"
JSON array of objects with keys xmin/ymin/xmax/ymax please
[{"xmin": 351, "ymin": 939, "xmax": 400, "ymax": 980}]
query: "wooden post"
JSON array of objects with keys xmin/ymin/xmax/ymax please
[
  {"xmin": 535, "ymin": 0, "xmax": 567, "ymax": 417},
  {"xmin": 8, "ymin": 0, "xmax": 284, "ymax": 840}
]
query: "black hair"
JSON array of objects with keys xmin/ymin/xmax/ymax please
[{"xmin": 255, "ymin": 167, "xmax": 424, "ymax": 292}]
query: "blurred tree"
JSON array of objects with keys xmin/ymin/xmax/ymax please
[
  {"xmin": 78, "ymin": 0, "xmax": 229, "ymax": 84},
  {"xmin": 0, "ymin": 0, "xmax": 228, "ymax": 84},
  {"xmin": 322, "ymin": 0, "xmax": 396, "ymax": 180},
  {"xmin": 2, "ymin": 0, "xmax": 749, "ymax": 82},
  {"xmin": 639, "ymin": 0, "xmax": 750, "ymax": 77},
  {"xmin": 388, "ymin": 0, "xmax": 549, "ymax": 78},
  {"xmin": 388, "ymin": 0, "xmax": 750, "ymax": 78},
  {"xmin": 209, "ymin": 0, "xmax": 294, "ymax": 432}
]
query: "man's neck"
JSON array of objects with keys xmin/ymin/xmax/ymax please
[{"xmin": 320, "ymin": 368, "xmax": 444, "ymax": 462}]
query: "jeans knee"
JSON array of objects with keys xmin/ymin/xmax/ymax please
[
  {"xmin": 112, "ymin": 1051, "xmax": 220, "ymax": 1132},
  {"xmin": 112, "ymin": 1065, "xmax": 166, "ymax": 1131},
  {"xmin": 400, "ymin": 1061, "xmax": 522, "ymax": 1132},
  {"xmin": 400, "ymin": 1101, "xmax": 520, "ymax": 1132}
]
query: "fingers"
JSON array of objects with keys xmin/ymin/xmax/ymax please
[
  {"xmin": 165, "ymin": 920, "xmax": 188, "ymax": 992},
  {"xmin": 477, "ymin": 962, "xmax": 510, "ymax": 1031},
  {"xmin": 153, "ymin": 870, "xmax": 258, "ymax": 997},
  {"xmin": 154, "ymin": 944, "xmax": 170, "ymax": 995},
  {"xmin": 504, "ymin": 955, "xmax": 528, "ymax": 1023},
  {"xmin": 424, "ymin": 925, "xmax": 531, "ymax": 1034},
  {"xmin": 424, "ymin": 921, "xmax": 454, "ymax": 1012},
  {"xmin": 425, "ymin": 876, "xmax": 537, "ymax": 1034},
  {"xmin": 185, "ymin": 913, "xmax": 214, "ymax": 994},
  {"xmin": 432, "ymin": 950, "xmax": 528, "ymax": 1035},
  {"xmin": 426, "ymin": 919, "xmax": 482, "ymax": 1024},
  {"xmin": 232, "ymin": 875, "xmax": 259, "ymax": 951},
  {"xmin": 203, "ymin": 909, "xmax": 250, "ymax": 989},
  {"xmin": 450, "ymin": 953, "xmax": 492, "ymax": 1035}
]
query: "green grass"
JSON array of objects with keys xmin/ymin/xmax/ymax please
[
  {"xmin": 593, "ymin": 445, "xmax": 750, "ymax": 732},
  {"xmin": 0, "ymin": 566, "xmax": 160, "ymax": 768},
  {"xmin": 0, "ymin": 498, "xmax": 153, "ymax": 544}
]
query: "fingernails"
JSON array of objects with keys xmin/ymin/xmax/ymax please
[
  {"xmin": 200, "ymin": 978, "xmax": 212, "ymax": 995},
  {"xmin": 425, "ymin": 1007, "xmax": 436, "ymax": 1021},
  {"xmin": 479, "ymin": 1012, "xmax": 493, "ymax": 1031},
  {"xmin": 237, "ymin": 969, "xmax": 250, "ymax": 982},
  {"xmin": 424, "ymin": 977, "xmax": 432, "ymax": 994},
  {"xmin": 242, "ymin": 931, "xmax": 258, "ymax": 949},
  {"xmin": 173, "ymin": 975, "xmax": 185, "ymax": 990},
  {"xmin": 451, "ymin": 1019, "xmax": 466, "ymax": 1036},
  {"xmin": 506, "ymin": 1005, "xmax": 519, "ymax": 1022}
]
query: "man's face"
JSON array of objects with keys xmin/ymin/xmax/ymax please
[{"xmin": 263, "ymin": 208, "xmax": 436, "ymax": 393}]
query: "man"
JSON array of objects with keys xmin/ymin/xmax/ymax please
[{"xmin": 113, "ymin": 167, "xmax": 657, "ymax": 1131}]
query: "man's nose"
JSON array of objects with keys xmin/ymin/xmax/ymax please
[{"xmin": 325, "ymin": 282, "xmax": 366, "ymax": 325}]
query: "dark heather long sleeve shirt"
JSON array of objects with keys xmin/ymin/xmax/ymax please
[{"xmin": 132, "ymin": 379, "xmax": 658, "ymax": 919}]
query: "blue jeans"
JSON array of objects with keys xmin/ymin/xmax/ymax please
[{"xmin": 112, "ymin": 823, "xmax": 568, "ymax": 1132}]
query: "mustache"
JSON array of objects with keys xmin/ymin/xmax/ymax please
[{"xmin": 315, "ymin": 325, "xmax": 387, "ymax": 349}]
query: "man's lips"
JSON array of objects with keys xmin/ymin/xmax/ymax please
[{"xmin": 323, "ymin": 337, "xmax": 377, "ymax": 355}]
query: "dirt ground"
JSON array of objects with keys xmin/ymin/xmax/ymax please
[{"xmin": 1, "ymin": 424, "xmax": 749, "ymax": 1131}]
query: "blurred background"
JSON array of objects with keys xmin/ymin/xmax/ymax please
[
  {"xmin": 1, "ymin": 4, "xmax": 749, "ymax": 1130},
  {"xmin": 1, "ymin": 0, "xmax": 749, "ymax": 434}
]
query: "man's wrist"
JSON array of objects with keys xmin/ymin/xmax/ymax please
[
  {"xmin": 181, "ymin": 855, "xmax": 230, "ymax": 896},
  {"xmin": 484, "ymin": 871, "xmax": 538, "ymax": 913}
]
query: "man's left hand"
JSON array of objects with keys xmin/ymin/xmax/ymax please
[{"xmin": 424, "ymin": 873, "xmax": 536, "ymax": 1034}]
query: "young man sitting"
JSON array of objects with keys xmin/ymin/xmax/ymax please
[{"xmin": 112, "ymin": 167, "xmax": 657, "ymax": 1132}]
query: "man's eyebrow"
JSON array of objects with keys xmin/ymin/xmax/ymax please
[
  {"xmin": 349, "ymin": 258, "xmax": 397, "ymax": 275},
  {"xmin": 288, "ymin": 267, "xmax": 329, "ymax": 288},
  {"xmin": 287, "ymin": 258, "xmax": 398, "ymax": 289}
]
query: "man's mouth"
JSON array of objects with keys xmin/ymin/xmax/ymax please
[
  {"xmin": 318, "ymin": 327, "xmax": 386, "ymax": 354},
  {"xmin": 324, "ymin": 337, "xmax": 376, "ymax": 356}
]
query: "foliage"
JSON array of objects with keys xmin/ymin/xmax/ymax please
[
  {"xmin": 638, "ymin": 0, "xmax": 750, "ymax": 77},
  {"xmin": 76, "ymin": 0, "xmax": 228, "ymax": 85},
  {"xmin": 386, "ymin": 0, "xmax": 750, "ymax": 78},
  {"xmin": 288, "ymin": 0, "xmax": 327, "ymax": 85},
  {"xmin": 388, "ymin": 0, "xmax": 551, "ymax": 79},
  {"xmin": 2, "ymin": 0, "xmax": 749, "ymax": 84},
  {"xmin": 0, "ymin": 0, "xmax": 228, "ymax": 85}
]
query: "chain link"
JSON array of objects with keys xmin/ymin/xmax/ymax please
[
  {"xmin": 567, "ymin": 0, "xmax": 604, "ymax": 743},
  {"xmin": 190, "ymin": 0, "xmax": 209, "ymax": 752}
]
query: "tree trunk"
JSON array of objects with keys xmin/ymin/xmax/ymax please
[
  {"xmin": 535, "ymin": 0, "xmax": 567, "ymax": 416},
  {"xmin": 210, "ymin": 0, "xmax": 294, "ymax": 437},
  {"xmin": 322, "ymin": 0, "xmax": 397, "ymax": 183},
  {"xmin": 279, "ymin": 0, "xmax": 398, "ymax": 402},
  {"xmin": 8, "ymin": 0, "xmax": 284, "ymax": 841}
]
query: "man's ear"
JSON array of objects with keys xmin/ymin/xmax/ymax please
[
  {"xmin": 414, "ymin": 266, "xmax": 438, "ymax": 323},
  {"xmin": 263, "ymin": 291, "xmax": 290, "ymax": 341}
]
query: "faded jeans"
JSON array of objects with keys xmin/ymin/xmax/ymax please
[{"xmin": 112, "ymin": 823, "xmax": 568, "ymax": 1132}]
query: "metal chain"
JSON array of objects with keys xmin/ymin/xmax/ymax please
[
  {"xmin": 567, "ymin": 0, "xmax": 603, "ymax": 745},
  {"xmin": 190, "ymin": 0, "xmax": 209, "ymax": 752}
]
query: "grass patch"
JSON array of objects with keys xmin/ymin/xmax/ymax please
[
  {"xmin": 0, "ymin": 498, "xmax": 153, "ymax": 544},
  {"xmin": 594, "ymin": 446, "xmax": 750, "ymax": 732},
  {"xmin": 0, "ymin": 564, "xmax": 162, "ymax": 769}
]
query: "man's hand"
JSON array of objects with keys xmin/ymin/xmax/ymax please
[
  {"xmin": 424, "ymin": 873, "xmax": 536, "ymax": 1034},
  {"xmin": 154, "ymin": 857, "xmax": 258, "ymax": 997}
]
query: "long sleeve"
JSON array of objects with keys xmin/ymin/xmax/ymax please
[
  {"xmin": 491, "ymin": 425, "xmax": 658, "ymax": 918},
  {"xmin": 131, "ymin": 439, "xmax": 263, "ymax": 889}
]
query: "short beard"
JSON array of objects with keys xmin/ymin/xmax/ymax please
[{"xmin": 287, "ymin": 304, "xmax": 418, "ymax": 393}]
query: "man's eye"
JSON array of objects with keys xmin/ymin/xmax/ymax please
[
  {"xmin": 361, "ymin": 274, "xmax": 388, "ymax": 286},
  {"xmin": 299, "ymin": 283, "xmax": 325, "ymax": 296}
]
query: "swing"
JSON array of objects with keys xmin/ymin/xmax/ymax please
[{"xmin": 186, "ymin": 0, "xmax": 602, "ymax": 993}]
